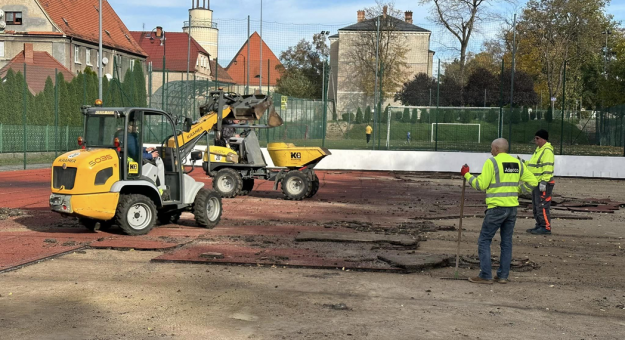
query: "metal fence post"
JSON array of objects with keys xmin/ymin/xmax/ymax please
[
  {"xmin": 65, "ymin": 125, "xmax": 69, "ymax": 152},
  {"xmin": 560, "ymin": 60, "xmax": 566, "ymax": 155},
  {"xmin": 55, "ymin": 68, "xmax": 59, "ymax": 158},
  {"xmin": 435, "ymin": 59, "xmax": 440, "ymax": 151},
  {"xmin": 46, "ymin": 125, "xmax": 49, "ymax": 152},
  {"xmin": 23, "ymin": 63, "xmax": 27, "ymax": 169},
  {"xmin": 499, "ymin": 59, "xmax": 504, "ymax": 138},
  {"xmin": 0, "ymin": 123, "xmax": 3, "ymax": 153}
]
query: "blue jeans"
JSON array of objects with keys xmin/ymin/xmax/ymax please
[{"xmin": 478, "ymin": 207, "xmax": 517, "ymax": 280}]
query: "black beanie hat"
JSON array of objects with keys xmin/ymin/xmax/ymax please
[{"xmin": 535, "ymin": 129, "xmax": 549, "ymax": 141}]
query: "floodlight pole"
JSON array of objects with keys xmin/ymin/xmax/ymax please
[{"xmin": 98, "ymin": 0, "xmax": 103, "ymax": 100}]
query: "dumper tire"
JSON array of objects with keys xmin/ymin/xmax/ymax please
[
  {"xmin": 307, "ymin": 174, "xmax": 320, "ymax": 198},
  {"xmin": 281, "ymin": 171, "xmax": 312, "ymax": 201},
  {"xmin": 239, "ymin": 178, "xmax": 255, "ymax": 196},
  {"xmin": 158, "ymin": 211, "xmax": 182, "ymax": 225},
  {"xmin": 115, "ymin": 194, "xmax": 157, "ymax": 236},
  {"xmin": 193, "ymin": 188, "xmax": 223, "ymax": 229},
  {"xmin": 213, "ymin": 168, "xmax": 243, "ymax": 198}
]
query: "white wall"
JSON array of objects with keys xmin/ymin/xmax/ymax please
[{"xmin": 145, "ymin": 144, "xmax": 625, "ymax": 179}]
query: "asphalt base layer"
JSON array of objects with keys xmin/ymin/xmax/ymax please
[{"xmin": 0, "ymin": 168, "xmax": 620, "ymax": 274}]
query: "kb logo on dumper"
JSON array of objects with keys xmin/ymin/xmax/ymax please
[{"xmin": 290, "ymin": 152, "xmax": 301, "ymax": 160}]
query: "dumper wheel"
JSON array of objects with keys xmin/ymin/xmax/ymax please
[
  {"xmin": 99, "ymin": 220, "xmax": 114, "ymax": 231},
  {"xmin": 281, "ymin": 171, "xmax": 311, "ymax": 201},
  {"xmin": 239, "ymin": 178, "xmax": 255, "ymax": 196},
  {"xmin": 193, "ymin": 188, "xmax": 223, "ymax": 228},
  {"xmin": 115, "ymin": 194, "xmax": 157, "ymax": 236},
  {"xmin": 158, "ymin": 211, "xmax": 182, "ymax": 225},
  {"xmin": 307, "ymin": 174, "xmax": 320, "ymax": 198},
  {"xmin": 213, "ymin": 168, "xmax": 243, "ymax": 198}
]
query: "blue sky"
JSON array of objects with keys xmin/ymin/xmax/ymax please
[{"xmin": 109, "ymin": 0, "xmax": 625, "ymax": 67}]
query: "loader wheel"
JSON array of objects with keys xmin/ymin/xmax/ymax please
[
  {"xmin": 239, "ymin": 178, "xmax": 255, "ymax": 196},
  {"xmin": 193, "ymin": 188, "xmax": 223, "ymax": 228},
  {"xmin": 281, "ymin": 171, "xmax": 311, "ymax": 201},
  {"xmin": 115, "ymin": 194, "xmax": 157, "ymax": 236},
  {"xmin": 158, "ymin": 211, "xmax": 182, "ymax": 225},
  {"xmin": 213, "ymin": 168, "xmax": 243, "ymax": 198},
  {"xmin": 307, "ymin": 174, "xmax": 320, "ymax": 198}
]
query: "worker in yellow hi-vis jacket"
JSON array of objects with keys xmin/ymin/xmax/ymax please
[
  {"xmin": 520, "ymin": 129, "xmax": 555, "ymax": 235},
  {"xmin": 365, "ymin": 124, "xmax": 373, "ymax": 144},
  {"xmin": 461, "ymin": 138, "xmax": 537, "ymax": 284}
]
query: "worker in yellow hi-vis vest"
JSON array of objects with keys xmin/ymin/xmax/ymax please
[
  {"xmin": 365, "ymin": 124, "xmax": 373, "ymax": 144},
  {"xmin": 520, "ymin": 129, "xmax": 555, "ymax": 235},
  {"xmin": 461, "ymin": 138, "xmax": 537, "ymax": 284}
]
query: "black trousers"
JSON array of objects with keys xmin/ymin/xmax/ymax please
[
  {"xmin": 532, "ymin": 182, "xmax": 554, "ymax": 231},
  {"xmin": 366, "ymin": 134, "xmax": 371, "ymax": 143}
]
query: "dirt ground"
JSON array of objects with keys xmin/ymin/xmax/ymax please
[{"xmin": 0, "ymin": 171, "xmax": 624, "ymax": 339}]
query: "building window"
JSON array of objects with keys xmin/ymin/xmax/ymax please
[
  {"xmin": 6, "ymin": 12, "xmax": 23, "ymax": 25},
  {"xmin": 74, "ymin": 46, "xmax": 81, "ymax": 64},
  {"xmin": 0, "ymin": 42, "xmax": 4, "ymax": 58},
  {"xmin": 86, "ymin": 49, "xmax": 92, "ymax": 66}
]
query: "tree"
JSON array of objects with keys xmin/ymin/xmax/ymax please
[
  {"xmin": 342, "ymin": 112, "xmax": 354, "ymax": 122},
  {"xmin": 275, "ymin": 33, "xmax": 329, "ymax": 99},
  {"xmin": 522, "ymin": 106, "xmax": 530, "ymax": 122},
  {"xmin": 421, "ymin": 0, "xmax": 500, "ymax": 101},
  {"xmin": 355, "ymin": 107, "xmax": 364, "ymax": 123},
  {"xmin": 394, "ymin": 73, "xmax": 437, "ymax": 106},
  {"xmin": 402, "ymin": 108, "xmax": 411, "ymax": 123},
  {"xmin": 393, "ymin": 108, "xmax": 402, "ymax": 121},
  {"xmin": 411, "ymin": 108, "xmax": 419, "ymax": 123},
  {"xmin": 364, "ymin": 106, "xmax": 372, "ymax": 123},
  {"xmin": 343, "ymin": 2, "xmax": 410, "ymax": 102},
  {"xmin": 382, "ymin": 104, "xmax": 390, "ymax": 123},
  {"xmin": 464, "ymin": 67, "xmax": 498, "ymax": 107},
  {"xmin": 517, "ymin": 0, "xmax": 611, "ymax": 107}
]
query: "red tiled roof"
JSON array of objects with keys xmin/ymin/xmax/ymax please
[
  {"xmin": 130, "ymin": 31, "xmax": 209, "ymax": 73},
  {"xmin": 209, "ymin": 60, "xmax": 234, "ymax": 84},
  {"xmin": 0, "ymin": 50, "xmax": 74, "ymax": 94},
  {"xmin": 225, "ymin": 32, "xmax": 283, "ymax": 86},
  {"xmin": 38, "ymin": 0, "xmax": 146, "ymax": 57}
]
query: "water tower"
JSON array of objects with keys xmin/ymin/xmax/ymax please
[{"xmin": 183, "ymin": 0, "xmax": 219, "ymax": 60}]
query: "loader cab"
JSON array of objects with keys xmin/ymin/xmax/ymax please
[{"xmin": 83, "ymin": 107, "xmax": 184, "ymax": 203}]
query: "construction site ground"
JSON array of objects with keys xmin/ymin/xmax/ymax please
[{"xmin": 0, "ymin": 169, "xmax": 624, "ymax": 339}]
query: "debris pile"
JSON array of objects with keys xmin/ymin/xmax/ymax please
[{"xmin": 0, "ymin": 207, "xmax": 24, "ymax": 220}]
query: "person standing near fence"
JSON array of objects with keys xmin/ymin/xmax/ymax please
[
  {"xmin": 460, "ymin": 138, "xmax": 537, "ymax": 284},
  {"xmin": 406, "ymin": 131, "xmax": 411, "ymax": 144},
  {"xmin": 521, "ymin": 129, "xmax": 555, "ymax": 235},
  {"xmin": 366, "ymin": 124, "xmax": 373, "ymax": 144}
]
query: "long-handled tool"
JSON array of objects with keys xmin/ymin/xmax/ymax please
[
  {"xmin": 441, "ymin": 174, "xmax": 467, "ymax": 280},
  {"xmin": 454, "ymin": 177, "xmax": 467, "ymax": 278}
]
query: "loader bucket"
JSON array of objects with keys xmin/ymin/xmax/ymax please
[{"xmin": 231, "ymin": 94, "xmax": 273, "ymax": 121}]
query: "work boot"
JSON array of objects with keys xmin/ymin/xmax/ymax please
[
  {"xmin": 494, "ymin": 276, "xmax": 509, "ymax": 284},
  {"xmin": 526, "ymin": 226, "xmax": 540, "ymax": 233},
  {"xmin": 468, "ymin": 276, "xmax": 493, "ymax": 284},
  {"xmin": 530, "ymin": 228, "xmax": 551, "ymax": 235}
]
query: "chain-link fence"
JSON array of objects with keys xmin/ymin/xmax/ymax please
[{"xmin": 2, "ymin": 7, "xmax": 625, "ymax": 170}]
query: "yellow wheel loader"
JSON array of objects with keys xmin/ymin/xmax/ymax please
[
  {"xmin": 49, "ymin": 105, "xmax": 224, "ymax": 235},
  {"xmin": 200, "ymin": 91, "xmax": 331, "ymax": 200}
]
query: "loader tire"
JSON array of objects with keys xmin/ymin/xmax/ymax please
[
  {"xmin": 281, "ymin": 171, "xmax": 311, "ymax": 201},
  {"xmin": 307, "ymin": 174, "xmax": 320, "ymax": 198},
  {"xmin": 158, "ymin": 211, "xmax": 182, "ymax": 225},
  {"xmin": 79, "ymin": 218, "xmax": 99, "ymax": 232},
  {"xmin": 239, "ymin": 178, "xmax": 255, "ymax": 196},
  {"xmin": 193, "ymin": 188, "xmax": 222, "ymax": 228},
  {"xmin": 115, "ymin": 194, "xmax": 157, "ymax": 236},
  {"xmin": 213, "ymin": 168, "xmax": 243, "ymax": 198}
]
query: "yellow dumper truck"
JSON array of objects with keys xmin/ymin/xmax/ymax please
[{"xmin": 200, "ymin": 91, "xmax": 331, "ymax": 200}]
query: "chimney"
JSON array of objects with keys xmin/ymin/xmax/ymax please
[
  {"xmin": 383, "ymin": 5, "xmax": 388, "ymax": 18},
  {"xmin": 156, "ymin": 26, "xmax": 163, "ymax": 38},
  {"xmin": 24, "ymin": 43, "xmax": 34, "ymax": 64},
  {"xmin": 357, "ymin": 10, "xmax": 365, "ymax": 23},
  {"xmin": 405, "ymin": 11, "xmax": 413, "ymax": 24}
]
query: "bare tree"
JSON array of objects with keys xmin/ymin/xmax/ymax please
[
  {"xmin": 343, "ymin": 1, "xmax": 410, "ymax": 106},
  {"xmin": 422, "ymin": 0, "xmax": 500, "ymax": 98}
]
